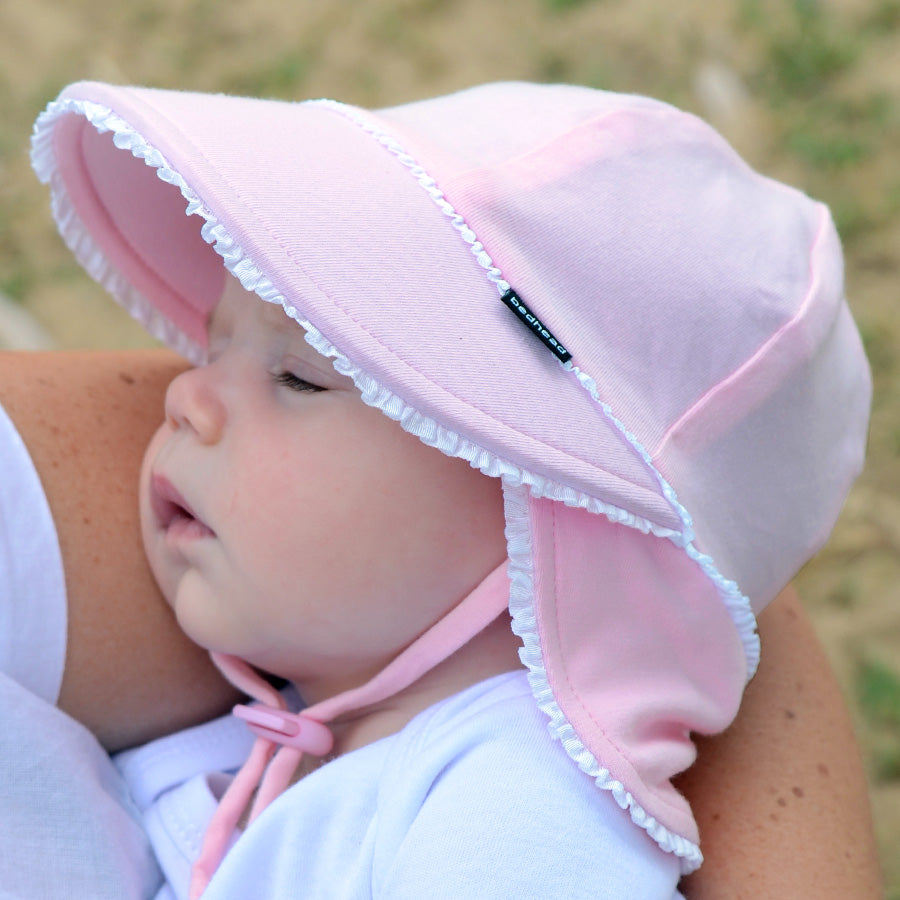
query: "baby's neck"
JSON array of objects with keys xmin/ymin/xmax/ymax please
[{"xmin": 314, "ymin": 615, "xmax": 522, "ymax": 762}]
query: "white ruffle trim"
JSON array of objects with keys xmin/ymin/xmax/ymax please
[
  {"xmin": 31, "ymin": 98, "xmax": 207, "ymax": 366},
  {"xmin": 32, "ymin": 94, "xmax": 756, "ymax": 868},
  {"xmin": 503, "ymin": 480, "xmax": 704, "ymax": 874}
]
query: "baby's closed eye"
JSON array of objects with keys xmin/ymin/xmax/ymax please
[{"xmin": 273, "ymin": 371, "xmax": 325, "ymax": 393}]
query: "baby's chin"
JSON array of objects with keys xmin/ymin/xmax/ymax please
[{"xmin": 164, "ymin": 579, "xmax": 222, "ymax": 656}]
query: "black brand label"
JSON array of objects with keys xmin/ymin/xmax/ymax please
[{"xmin": 500, "ymin": 289, "xmax": 572, "ymax": 363}]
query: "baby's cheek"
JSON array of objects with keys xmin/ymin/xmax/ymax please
[
  {"xmin": 137, "ymin": 425, "xmax": 177, "ymax": 603},
  {"xmin": 226, "ymin": 475, "xmax": 316, "ymax": 588}
]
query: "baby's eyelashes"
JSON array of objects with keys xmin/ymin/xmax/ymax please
[{"xmin": 272, "ymin": 370, "xmax": 326, "ymax": 393}]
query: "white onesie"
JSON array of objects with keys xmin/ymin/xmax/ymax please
[{"xmin": 120, "ymin": 671, "xmax": 684, "ymax": 900}]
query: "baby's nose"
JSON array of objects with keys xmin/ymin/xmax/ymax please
[{"xmin": 164, "ymin": 364, "xmax": 226, "ymax": 443}]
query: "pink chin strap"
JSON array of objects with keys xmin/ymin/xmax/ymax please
[{"xmin": 189, "ymin": 561, "xmax": 511, "ymax": 899}]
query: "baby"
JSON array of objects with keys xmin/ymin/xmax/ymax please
[{"xmin": 27, "ymin": 79, "xmax": 870, "ymax": 898}]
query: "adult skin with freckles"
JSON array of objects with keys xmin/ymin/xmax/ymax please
[
  {"xmin": 0, "ymin": 348, "xmax": 883, "ymax": 898},
  {"xmin": 1, "ymin": 348, "xmax": 241, "ymax": 750}
]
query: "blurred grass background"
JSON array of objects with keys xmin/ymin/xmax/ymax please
[{"xmin": 1, "ymin": 0, "xmax": 898, "ymax": 891}]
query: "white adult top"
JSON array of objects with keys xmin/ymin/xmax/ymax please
[{"xmin": 0, "ymin": 401, "xmax": 66, "ymax": 703}]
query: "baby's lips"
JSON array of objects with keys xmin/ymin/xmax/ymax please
[{"xmin": 150, "ymin": 471, "xmax": 209, "ymax": 533}]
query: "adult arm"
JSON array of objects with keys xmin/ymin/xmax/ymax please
[
  {"xmin": 0, "ymin": 349, "xmax": 241, "ymax": 752},
  {"xmin": 679, "ymin": 585, "xmax": 883, "ymax": 898}
]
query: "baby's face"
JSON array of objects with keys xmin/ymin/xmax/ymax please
[{"xmin": 139, "ymin": 278, "xmax": 507, "ymax": 700}]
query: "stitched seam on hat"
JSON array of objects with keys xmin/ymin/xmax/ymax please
[
  {"xmin": 309, "ymin": 99, "xmax": 512, "ymax": 299},
  {"xmin": 652, "ymin": 204, "xmax": 833, "ymax": 460},
  {"xmin": 563, "ymin": 361, "xmax": 760, "ymax": 679}
]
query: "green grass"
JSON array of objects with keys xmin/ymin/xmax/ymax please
[
  {"xmin": 862, "ymin": 0, "xmax": 900, "ymax": 34},
  {"xmin": 857, "ymin": 659, "xmax": 900, "ymax": 782},
  {"xmin": 857, "ymin": 318, "xmax": 897, "ymax": 377},
  {"xmin": 859, "ymin": 658, "xmax": 900, "ymax": 729},
  {"xmin": 224, "ymin": 51, "xmax": 311, "ymax": 99},
  {"xmin": 741, "ymin": 0, "xmax": 859, "ymax": 98},
  {"xmin": 733, "ymin": 0, "xmax": 900, "ymax": 258},
  {"xmin": 0, "ymin": 273, "xmax": 31, "ymax": 303},
  {"xmin": 542, "ymin": 0, "xmax": 597, "ymax": 10},
  {"xmin": 787, "ymin": 129, "xmax": 868, "ymax": 170}
]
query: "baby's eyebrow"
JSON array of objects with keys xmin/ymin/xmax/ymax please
[
  {"xmin": 255, "ymin": 302, "xmax": 311, "ymax": 343},
  {"xmin": 283, "ymin": 344, "xmax": 358, "ymax": 390}
]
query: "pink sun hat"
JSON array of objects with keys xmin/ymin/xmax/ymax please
[{"xmin": 32, "ymin": 81, "xmax": 870, "ymax": 873}]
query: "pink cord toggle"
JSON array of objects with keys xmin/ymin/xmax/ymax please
[{"xmin": 233, "ymin": 704, "xmax": 334, "ymax": 756}]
